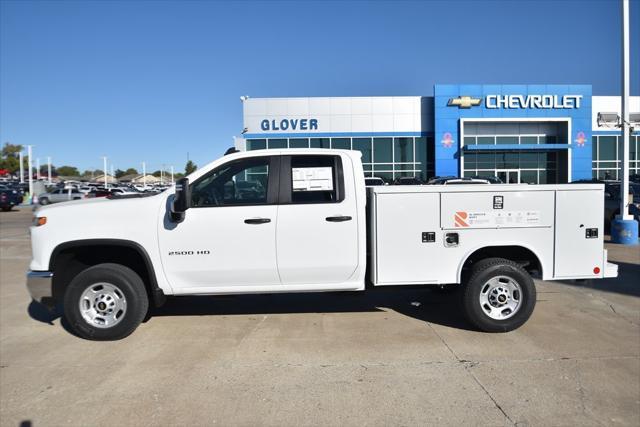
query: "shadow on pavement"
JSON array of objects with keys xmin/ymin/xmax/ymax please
[
  {"xmin": 552, "ymin": 261, "xmax": 640, "ymax": 298},
  {"xmin": 27, "ymin": 301, "xmax": 60, "ymax": 325},
  {"xmin": 26, "ymin": 286, "xmax": 475, "ymax": 331},
  {"xmin": 150, "ymin": 287, "xmax": 476, "ymax": 331}
]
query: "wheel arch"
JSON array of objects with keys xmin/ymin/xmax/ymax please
[
  {"xmin": 49, "ymin": 239, "xmax": 165, "ymax": 307},
  {"xmin": 457, "ymin": 244, "xmax": 544, "ymax": 283}
]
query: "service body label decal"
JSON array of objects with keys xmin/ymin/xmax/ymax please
[{"xmin": 454, "ymin": 211, "xmax": 540, "ymax": 227}]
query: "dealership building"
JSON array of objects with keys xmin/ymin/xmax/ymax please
[{"xmin": 236, "ymin": 85, "xmax": 640, "ymax": 184}]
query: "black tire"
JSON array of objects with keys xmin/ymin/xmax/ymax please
[
  {"xmin": 462, "ymin": 258, "xmax": 536, "ymax": 332},
  {"xmin": 39, "ymin": 197, "xmax": 49, "ymax": 205},
  {"xmin": 1, "ymin": 206, "xmax": 11, "ymax": 212},
  {"xmin": 63, "ymin": 263, "xmax": 149, "ymax": 340}
]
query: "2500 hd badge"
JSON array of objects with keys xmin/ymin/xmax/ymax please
[{"xmin": 168, "ymin": 250, "xmax": 211, "ymax": 256}]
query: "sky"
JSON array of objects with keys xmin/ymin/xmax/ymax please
[{"xmin": 1, "ymin": 0, "xmax": 639, "ymax": 173}]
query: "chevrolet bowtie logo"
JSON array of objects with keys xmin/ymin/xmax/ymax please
[{"xmin": 448, "ymin": 96, "xmax": 482, "ymax": 108}]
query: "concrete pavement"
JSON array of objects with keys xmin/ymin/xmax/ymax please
[{"xmin": 1, "ymin": 207, "xmax": 639, "ymax": 426}]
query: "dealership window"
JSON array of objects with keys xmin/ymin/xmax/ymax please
[
  {"xmin": 246, "ymin": 134, "xmax": 434, "ymax": 182},
  {"xmin": 289, "ymin": 138, "xmax": 310, "ymax": 149},
  {"xmin": 331, "ymin": 138, "xmax": 351, "ymax": 150},
  {"xmin": 415, "ymin": 136, "xmax": 434, "ymax": 181},
  {"xmin": 373, "ymin": 138, "xmax": 393, "ymax": 164},
  {"xmin": 310, "ymin": 138, "xmax": 331, "ymax": 149},
  {"xmin": 477, "ymin": 136, "xmax": 494, "ymax": 145},
  {"xmin": 592, "ymin": 134, "xmax": 640, "ymax": 180},
  {"xmin": 267, "ymin": 139, "xmax": 287, "ymax": 149},
  {"xmin": 394, "ymin": 137, "xmax": 414, "ymax": 165},
  {"xmin": 352, "ymin": 138, "xmax": 372, "ymax": 164},
  {"xmin": 462, "ymin": 151, "xmax": 560, "ymax": 184},
  {"xmin": 246, "ymin": 139, "xmax": 266, "ymax": 151},
  {"xmin": 496, "ymin": 136, "xmax": 518, "ymax": 145}
]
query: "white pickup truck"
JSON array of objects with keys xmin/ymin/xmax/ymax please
[{"xmin": 27, "ymin": 149, "xmax": 617, "ymax": 340}]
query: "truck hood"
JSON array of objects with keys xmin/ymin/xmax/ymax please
[
  {"xmin": 29, "ymin": 191, "xmax": 172, "ymax": 272},
  {"xmin": 35, "ymin": 192, "xmax": 166, "ymax": 215}
]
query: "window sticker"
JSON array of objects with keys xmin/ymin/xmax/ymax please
[{"xmin": 292, "ymin": 167, "xmax": 334, "ymax": 192}]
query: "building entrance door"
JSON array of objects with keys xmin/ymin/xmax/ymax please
[{"xmin": 497, "ymin": 169, "xmax": 520, "ymax": 184}]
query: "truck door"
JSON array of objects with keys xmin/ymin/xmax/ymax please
[
  {"xmin": 276, "ymin": 154, "xmax": 359, "ymax": 285},
  {"xmin": 158, "ymin": 155, "xmax": 280, "ymax": 290}
]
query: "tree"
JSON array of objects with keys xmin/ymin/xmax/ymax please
[
  {"xmin": 1, "ymin": 142, "xmax": 23, "ymax": 158},
  {"xmin": 151, "ymin": 170, "xmax": 162, "ymax": 177},
  {"xmin": 57, "ymin": 166, "xmax": 80, "ymax": 176},
  {"xmin": 123, "ymin": 168, "xmax": 138, "ymax": 176},
  {"xmin": 185, "ymin": 160, "xmax": 197, "ymax": 175},
  {"xmin": 0, "ymin": 142, "xmax": 25, "ymax": 173},
  {"xmin": 114, "ymin": 169, "xmax": 125, "ymax": 178}
]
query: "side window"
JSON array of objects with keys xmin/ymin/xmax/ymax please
[
  {"xmin": 191, "ymin": 157, "xmax": 270, "ymax": 207},
  {"xmin": 289, "ymin": 155, "xmax": 342, "ymax": 204}
]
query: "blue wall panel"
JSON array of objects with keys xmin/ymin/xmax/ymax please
[{"xmin": 434, "ymin": 84, "xmax": 592, "ymax": 181}]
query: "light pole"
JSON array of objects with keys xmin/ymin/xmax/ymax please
[
  {"xmin": 612, "ymin": 0, "xmax": 638, "ymax": 245},
  {"xmin": 170, "ymin": 166, "xmax": 174, "ymax": 184},
  {"xmin": 36, "ymin": 158, "xmax": 41, "ymax": 180},
  {"xmin": 142, "ymin": 161, "xmax": 147, "ymax": 190},
  {"xmin": 47, "ymin": 157, "xmax": 52, "ymax": 184},
  {"xmin": 102, "ymin": 156, "xmax": 108, "ymax": 189},
  {"xmin": 19, "ymin": 152, "xmax": 24, "ymax": 184},
  {"xmin": 27, "ymin": 145, "xmax": 33, "ymax": 201}
]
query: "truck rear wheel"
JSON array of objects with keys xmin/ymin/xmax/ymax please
[
  {"xmin": 462, "ymin": 258, "xmax": 536, "ymax": 332},
  {"xmin": 63, "ymin": 263, "xmax": 149, "ymax": 340}
]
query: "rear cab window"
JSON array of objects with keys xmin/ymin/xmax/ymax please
[{"xmin": 279, "ymin": 155, "xmax": 345, "ymax": 204}]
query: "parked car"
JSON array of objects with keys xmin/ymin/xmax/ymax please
[
  {"xmin": 38, "ymin": 188, "xmax": 84, "ymax": 205},
  {"xmin": 87, "ymin": 188, "xmax": 112, "ymax": 198},
  {"xmin": 109, "ymin": 188, "xmax": 139, "ymax": 197},
  {"xmin": 427, "ymin": 176, "xmax": 491, "ymax": 185},
  {"xmin": 0, "ymin": 186, "xmax": 22, "ymax": 211},
  {"xmin": 603, "ymin": 182, "xmax": 640, "ymax": 229},
  {"xmin": 364, "ymin": 177, "xmax": 386, "ymax": 186},
  {"xmin": 392, "ymin": 176, "xmax": 423, "ymax": 185},
  {"xmin": 469, "ymin": 175, "xmax": 503, "ymax": 184}
]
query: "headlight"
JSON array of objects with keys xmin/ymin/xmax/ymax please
[{"xmin": 33, "ymin": 216, "xmax": 47, "ymax": 227}]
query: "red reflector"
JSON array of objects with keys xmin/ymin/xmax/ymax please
[{"xmin": 593, "ymin": 267, "xmax": 601, "ymax": 274}]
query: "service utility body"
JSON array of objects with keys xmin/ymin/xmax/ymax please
[{"xmin": 26, "ymin": 149, "xmax": 618, "ymax": 340}]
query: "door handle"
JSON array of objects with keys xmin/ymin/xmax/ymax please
[
  {"xmin": 326, "ymin": 215, "xmax": 352, "ymax": 222},
  {"xmin": 244, "ymin": 218, "xmax": 271, "ymax": 224}
]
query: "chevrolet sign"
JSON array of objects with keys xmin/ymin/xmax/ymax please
[
  {"xmin": 447, "ymin": 94, "xmax": 584, "ymax": 109},
  {"xmin": 448, "ymin": 96, "xmax": 482, "ymax": 108},
  {"xmin": 485, "ymin": 94, "xmax": 583, "ymax": 109}
]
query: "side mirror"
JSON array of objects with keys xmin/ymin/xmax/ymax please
[{"xmin": 171, "ymin": 177, "xmax": 190, "ymax": 222}]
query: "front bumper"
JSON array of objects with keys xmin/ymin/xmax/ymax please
[{"xmin": 26, "ymin": 271, "xmax": 54, "ymax": 306}]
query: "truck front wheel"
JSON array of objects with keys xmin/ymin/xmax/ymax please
[
  {"xmin": 63, "ymin": 263, "xmax": 149, "ymax": 340},
  {"xmin": 462, "ymin": 258, "xmax": 536, "ymax": 332}
]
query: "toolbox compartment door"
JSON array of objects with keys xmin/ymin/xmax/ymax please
[{"xmin": 554, "ymin": 189, "xmax": 604, "ymax": 278}]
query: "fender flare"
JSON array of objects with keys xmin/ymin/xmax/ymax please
[
  {"xmin": 49, "ymin": 238, "xmax": 165, "ymax": 305},
  {"xmin": 456, "ymin": 243, "xmax": 545, "ymax": 283}
]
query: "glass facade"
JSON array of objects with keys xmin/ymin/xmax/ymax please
[
  {"xmin": 592, "ymin": 135, "xmax": 640, "ymax": 180},
  {"xmin": 462, "ymin": 151, "xmax": 561, "ymax": 184},
  {"xmin": 245, "ymin": 136, "xmax": 435, "ymax": 182},
  {"xmin": 461, "ymin": 129, "xmax": 568, "ymax": 184}
]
